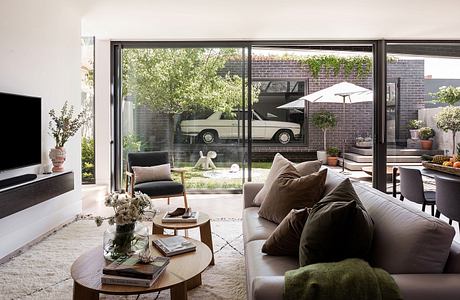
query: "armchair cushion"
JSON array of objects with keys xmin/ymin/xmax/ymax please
[
  {"xmin": 132, "ymin": 164, "xmax": 172, "ymax": 184},
  {"xmin": 134, "ymin": 180, "xmax": 184, "ymax": 197}
]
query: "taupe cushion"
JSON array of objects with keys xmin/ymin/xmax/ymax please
[
  {"xmin": 132, "ymin": 164, "xmax": 171, "ymax": 184},
  {"xmin": 253, "ymin": 153, "xmax": 321, "ymax": 206},
  {"xmin": 258, "ymin": 166, "xmax": 327, "ymax": 224},
  {"xmin": 299, "ymin": 178, "xmax": 374, "ymax": 267},
  {"xmin": 262, "ymin": 208, "xmax": 309, "ymax": 256}
]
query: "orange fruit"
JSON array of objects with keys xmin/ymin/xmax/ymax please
[{"xmin": 454, "ymin": 162, "xmax": 460, "ymax": 168}]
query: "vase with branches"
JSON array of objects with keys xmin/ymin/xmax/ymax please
[{"xmin": 48, "ymin": 101, "xmax": 85, "ymax": 172}]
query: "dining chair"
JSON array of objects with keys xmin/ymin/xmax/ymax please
[
  {"xmin": 398, "ymin": 167, "xmax": 436, "ymax": 216},
  {"xmin": 126, "ymin": 151, "xmax": 188, "ymax": 208},
  {"xmin": 435, "ymin": 176, "xmax": 460, "ymax": 232}
]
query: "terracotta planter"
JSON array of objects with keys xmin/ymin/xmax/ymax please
[
  {"xmin": 327, "ymin": 156, "xmax": 338, "ymax": 166},
  {"xmin": 49, "ymin": 147, "xmax": 66, "ymax": 172},
  {"xmin": 420, "ymin": 140, "xmax": 433, "ymax": 150}
]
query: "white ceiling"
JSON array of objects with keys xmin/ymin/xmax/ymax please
[{"xmin": 81, "ymin": 0, "xmax": 460, "ymax": 40}]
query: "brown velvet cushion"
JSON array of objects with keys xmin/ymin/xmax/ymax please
[
  {"xmin": 258, "ymin": 166, "xmax": 327, "ymax": 224},
  {"xmin": 253, "ymin": 153, "xmax": 321, "ymax": 206},
  {"xmin": 262, "ymin": 208, "xmax": 309, "ymax": 256},
  {"xmin": 299, "ymin": 178, "xmax": 374, "ymax": 267}
]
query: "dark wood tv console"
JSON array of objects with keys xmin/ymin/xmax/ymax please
[{"xmin": 0, "ymin": 171, "xmax": 74, "ymax": 219}]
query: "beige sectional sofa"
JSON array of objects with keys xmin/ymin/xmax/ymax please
[{"xmin": 243, "ymin": 170, "xmax": 460, "ymax": 300}]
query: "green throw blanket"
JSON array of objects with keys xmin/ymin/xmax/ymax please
[{"xmin": 284, "ymin": 258, "xmax": 402, "ymax": 300}]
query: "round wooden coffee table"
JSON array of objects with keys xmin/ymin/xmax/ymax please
[
  {"xmin": 152, "ymin": 212, "xmax": 214, "ymax": 265},
  {"xmin": 70, "ymin": 234, "xmax": 212, "ymax": 300}
]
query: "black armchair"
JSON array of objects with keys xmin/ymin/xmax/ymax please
[{"xmin": 126, "ymin": 151, "xmax": 188, "ymax": 207}]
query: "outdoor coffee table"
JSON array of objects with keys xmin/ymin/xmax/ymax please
[
  {"xmin": 152, "ymin": 211, "xmax": 214, "ymax": 265},
  {"xmin": 71, "ymin": 234, "xmax": 212, "ymax": 300}
]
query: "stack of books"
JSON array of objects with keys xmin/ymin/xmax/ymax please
[
  {"xmin": 161, "ymin": 207, "xmax": 199, "ymax": 223},
  {"xmin": 153, "ymin": 236, "xmax": 196, "ymax": 257},
  {"xmin": 101, "ymin": 255, "xmax": 170, "ymax": 287}
]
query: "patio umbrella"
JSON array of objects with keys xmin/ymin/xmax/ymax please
[{"xmin": 293, "ymin": 82, "xmax": 373, "ymax": 173}]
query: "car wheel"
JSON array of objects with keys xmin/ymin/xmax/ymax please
[
  {"xmin": 200, "ymin": 130, "xmax": 218, "ymax": 144},
  {"xmin": 276, "ymin": 130, "xmax": 293, "ymax": 144}
]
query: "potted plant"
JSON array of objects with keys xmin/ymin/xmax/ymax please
[
  {"xmin": 407, "ymin": 119, "xmax": 423, "ymax": 140},
  {"xmin": 419, "ymin": 127, "xmax": 436, "ymax": 150},
  {"xmin": 435, "ymin": 106, "xmax": 460, "ymax": 155},
  {"xmin": 48, "ymin": 101, "xmax": 84, "ymax": 172},
  {"xmin": 326, "ymin": 147, "xmax": 340, "ymax": 166},
  {"xmin": 355, "ymin": 136, "xmax": 372, "ymax": 148},
  {"xmin": 312, "ymin": 111, "xmax": 337, "ymax": 164}
]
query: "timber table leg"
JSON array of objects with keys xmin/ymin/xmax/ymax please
[
  {"xmin": 73, "ymin": 281, "xmax": 99, "ymax": 300},
  {"xmin": 186, "ymin": 273, "xmax": 202, "ymax": 290},
  {"xmin": 171, "ymin": 281, "xmax": 187, "ymax": 300},
  {"xmin": 152, "ymin": 223, "xmax": 164, "ymax": 234},
  {"xmin": 200, "ymin": 220, "xmax": 215, "ymax": 265}
]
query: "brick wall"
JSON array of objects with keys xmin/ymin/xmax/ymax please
[{"xmin": 132, "ymin": 58, "xmax": 424, "ymax": 153}]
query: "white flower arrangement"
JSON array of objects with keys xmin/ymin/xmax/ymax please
[{"xmin": 95, "ymin": 191, "xmax": 153, "ymax": 226}]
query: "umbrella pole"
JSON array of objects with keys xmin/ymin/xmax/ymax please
[{"xmin": 342, "ymin": 97, "xmax": 345, "ymax": 172}]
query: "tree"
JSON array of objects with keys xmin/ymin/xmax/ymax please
[
  {"xmin": 431, "ymin": 85, "xmax": 460, "ymax": 106},
  {"xmin": 435, "ymin": 106, "xmax": 460, "ymax": 155},
  {"xmin": 311, "ymin": 111, "xmax": 337, "ymax": 150},
  {"xmin": 122, "ymin": 48, "xmax": 259, "ymax": 156}
]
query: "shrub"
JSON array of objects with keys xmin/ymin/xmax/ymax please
[
  {"xmin": 419, "ymin": 127, "xmax": 435, "ymax": 140},
  {"xmin": 431, "ymin": 86, "xmax": 460, "ymax": 106},
  {"xmin": 407, "ymin": 119, "xmax": 423, "ymax": 130},
  {"xmin": 435, "ymin": 106, "xmax": 460, "ymax": 154},
  {"xmin": 327, "ymin": 147, "xmax": 340, "ymax": 157},
  {"xmin": 82, "ymin": 137, "xmax": 95, "ymax": 183}
]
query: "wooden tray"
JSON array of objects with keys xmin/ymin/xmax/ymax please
[{"xmin": 422, "ymin": 161, "xmax": 460, "ymax": 177}]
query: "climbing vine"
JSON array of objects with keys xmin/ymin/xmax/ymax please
[{"xmin": 298, "ymin": 55, "xmax": 373, "ymax": 79}]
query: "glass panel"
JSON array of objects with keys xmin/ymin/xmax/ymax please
[
  {"xmin": 386, "ymin": 43, "xmax": 460, "ymax": 194},
  {"xmin": 251, "ymin": 47, "xmax": 374, "ymax": 185},
  {"xmin": 81, "ymin": 37, "xmax": 95, "ymax": 184},
  {"xmin": 121, "ymin": 47, "xmax": 249, "ymax": 191}
]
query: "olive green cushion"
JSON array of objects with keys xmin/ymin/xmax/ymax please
[
  {"xmin": 258, "ymin": 166, "xmax": 327, "ymax": 224},
  {"xmin": 299, "ymin": 178, "xmax": 374, "ymax": 267},
  {"xmin": 262, "ymin": 208, "xmax": 309, "ymax": 256}
]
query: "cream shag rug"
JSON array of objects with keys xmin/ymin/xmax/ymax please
[{"xmin": 0, "ymin": 218, "xmax": 245, "ymax": 300}]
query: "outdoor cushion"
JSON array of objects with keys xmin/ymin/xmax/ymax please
[
  {"xmin": 299, "ymin": 178, "xmax": 374, "ymax": 267},
  {"xmin": 132, "ymin": 164, "xmax": 172, "ymax": 184},
  {"xmin": 258, "ymin": 166, "xmax": 327, "ymax": 224},
  {"xmin": 134, "ymin": 180, "xmax": 183, "ymax": 197},
  {"xmin": 262, "ymin": 208, "xmax": 309, "ymax": 256}
]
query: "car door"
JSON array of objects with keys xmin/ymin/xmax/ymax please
[{"xmin": 251, "ymin": 111, "xmax": 266, "ymax": 140}]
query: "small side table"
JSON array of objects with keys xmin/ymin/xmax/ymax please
[{"xmin": 153, "ymin": 212, "xmax": 215, "ymax": 265}]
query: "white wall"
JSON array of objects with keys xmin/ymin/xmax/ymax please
[
  {"xmin": 81, "ymin": 0, "xmax": 460, "ymax": 40},
  {"xmin": 95, "ymin": 40, "xmax": 112, "ymax": 186},
  {"xmin": 0, "ymin": 0, "xmax": 82, "ymax": 259}
]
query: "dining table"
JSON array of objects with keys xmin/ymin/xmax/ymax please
[{"xmin": 392, "ymin": 166, "xmax": 460, "ymax": 198}]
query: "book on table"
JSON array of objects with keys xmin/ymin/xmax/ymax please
[
  {"xmin": 161, "ymin": 211, "xmax": 199, "ymax": 223},
  {"xmin": 101, "ymin": 255, "xmax": 170, "ymax": 287},
  {"xmin": 152, "ymin": 235, "xmax": 196, "ymax": 257}
]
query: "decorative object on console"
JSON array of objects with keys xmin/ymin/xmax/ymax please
[
  {"xmin": 48, "ymin": 101, "xmax": 84, "ymax": 172},
  {"xmin": 95, "ymin": 191, "xmax": 154, "ymax": 260}
]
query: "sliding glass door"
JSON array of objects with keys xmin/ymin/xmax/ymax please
[{"xmin": 114, "ymin": 44, "xmax": 251, "ymax": 191}]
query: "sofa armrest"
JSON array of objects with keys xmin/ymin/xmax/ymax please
[
  {"xmin": 392, "ymin": 274, "xmax": 460, "ymax": 300},
  {"xmin": 252, "ymin": 276, "xmax": 284, "ymax": 300},
  {"xmin": 243, "ymin": 182, "xmax": 264, "ymax": 208}
]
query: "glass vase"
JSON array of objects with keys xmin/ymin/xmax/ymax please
[{"xmin": 103, "ymin": 222, "xmax": 149, "ymax": 260}]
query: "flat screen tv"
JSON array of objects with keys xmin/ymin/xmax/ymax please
[{"xmin": 0, "ymin": 92, "xmax": 41, "ymax": 171}]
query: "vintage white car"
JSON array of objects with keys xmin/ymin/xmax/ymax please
[{"xmin": 180, "ymin": 110, "xmax": 301, "ymax": 144}]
